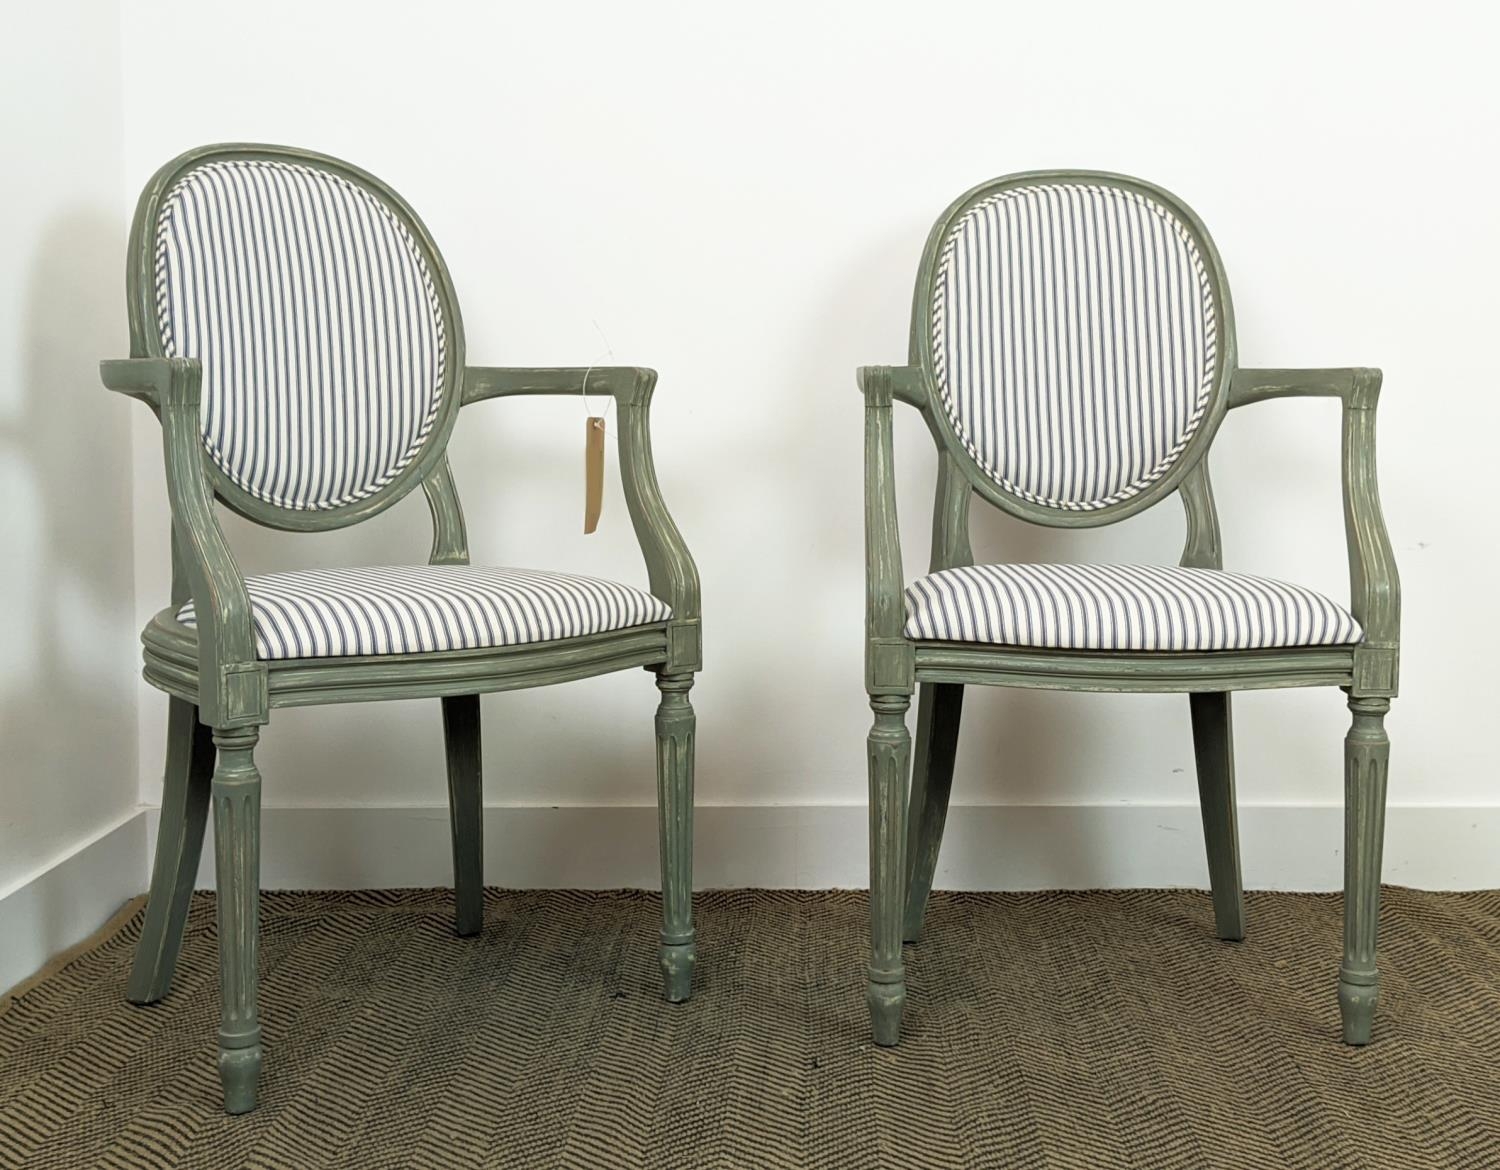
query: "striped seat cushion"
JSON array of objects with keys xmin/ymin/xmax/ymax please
[
  {"xmin": 176, "ymin": 565, "xmax": 671, "ymax": 660},
  {"xmin": 155, "ymin": 159, "xmax": 447, "ymax": 511},
  {"xmin": 931, "ymin": 183, "xmax": 1218, "ymax": 511},
  {"xmin": 904, "ymin": 564, "xmax": 1360, "ymax": 651}
]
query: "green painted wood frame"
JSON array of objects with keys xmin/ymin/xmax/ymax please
[
  {"xmin": 101, "ymin": 143, "xmax": 702, "ymax": 1114},
  {"xmin": 860, "ymin": 169, "xmax": 1399, "ymax": 1049}
]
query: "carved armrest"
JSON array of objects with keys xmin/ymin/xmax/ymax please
[
  {"xmin": 858, "ymin": 366, "xmax": 916, "ymax": 694},
  {"xmin": 101, "ymin": 357, "xmax": 264, "ymax": 724},
  {"xmin": 1229, "ymin": 367, "xmax": 1399, "ymax": 695}
]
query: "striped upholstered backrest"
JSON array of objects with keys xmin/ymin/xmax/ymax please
[
  {"xmin": 928, "ymin": 180, "xmax": 1220, "ymax": 512},
  {"xmin": 153, "ymin": 158, "xmax": 448, "ymax": 512}
]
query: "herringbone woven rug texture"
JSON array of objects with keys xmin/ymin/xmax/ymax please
[{"xmin": 1, "ymin": 888, "xmax": 1496, "ymax": 1169}]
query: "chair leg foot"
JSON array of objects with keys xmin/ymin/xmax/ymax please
[
  {"xmin": 659, "ymin": 940, "xmax": 696, "ymax": 1003},
  {"xmin": 218, "ymin": 1043, "xmax": 262, "ymax": 1115},
  {"xmin": 868, "ymin": 978, "xmax": 905, "ymax": 1047},
  {"xmin": 1338, "ymin": 975, "xmax": 1378, "ymax": 1046}
]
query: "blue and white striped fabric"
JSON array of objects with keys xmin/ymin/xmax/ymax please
[
  {"xmin": 154, "ymin": 159, "xmax": 447, "ymax": 512},
  {"xmin": 176, "ymin": 565, "xmax": 671, "ymax": 660},
  {"xmin": 931, "ymin": 183, "xmax": 1218, "ymax": 511},
  {"xmin": 904, "ymin": 563, "xmax": 1360, "ymax": 651}
]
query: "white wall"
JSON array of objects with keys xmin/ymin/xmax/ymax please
[
  {"xmin": 0, "ymin": 1, "xmax": 143, "ymax": 986},
  {"xmin": 117, "ymin": 3, "xmax": 1495, "ymax": 881}
]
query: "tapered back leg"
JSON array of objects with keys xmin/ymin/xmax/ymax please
[
  {"xmin": 903, "ymin": 682, "xmax": 965, "ymax": 943},
  {"xmin": 128, "ymin": 698, "xmax": 215, "ymax": 1004},
  {"xmin": 441, "ymin": 695, "xmax": 484, "ymax": 937},
  {"xmin": 1189, "ymin": 692, "xmax": 1245, "ymax": 941}
]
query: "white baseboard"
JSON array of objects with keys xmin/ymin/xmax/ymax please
[
  {"xmin": 146, "ymin": 802, "xmax": 1500, "ymax": 893},
  {"xmin": 5, "ymin": 802, "xmax": 1490, "ymax": 991},
  {"xmin": 0, "ymin": 810, "xmax": 148, "ymax": 996}
]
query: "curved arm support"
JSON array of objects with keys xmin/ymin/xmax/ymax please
[
  {"xmin": 462, "ymin": 365, "xmax": 700, "ymax": 672},
  {"xmin": 859, "ymin": 366, "xmax": 915, "ymax": 695},
  {"xmin": 100, "ymin": 357, "xmax": 265, "ymax": 725},
  {"xmin": 930, "ymin": 451, "xmax": 973, "ymax": 573},
  {"xmin": 422, "ymin": 457, "xmax": 469, "ymax": 566},
  {"xmin": 1178, "ymin": 461, "xmax": 1223, "ymax": 570},
  {"xmin": 1230, "ymin": 367, "xmax": 1399, "ymax": 695}
]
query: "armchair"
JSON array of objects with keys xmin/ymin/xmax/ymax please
[
  {"xmin": 861, "ymin": 172, "xmax": 1398, "ymax": 1049},
  {"xmin": 104, "ymin": 144, "xmax": 701, "ymax": 1114}
]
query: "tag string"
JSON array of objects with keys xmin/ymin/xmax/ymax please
[{"xmin": 580, "ymin": 319, "xmax": 617, "ymax": 436}]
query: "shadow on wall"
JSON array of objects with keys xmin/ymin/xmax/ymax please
[{"xmin": 0, "ymin": 211, "xmax": 138, "ymax": 888}]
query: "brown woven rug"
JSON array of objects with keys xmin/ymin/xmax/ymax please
[{"xmin": 2, "ymin": 889, "xmax": 1497, "ymax": 1169}]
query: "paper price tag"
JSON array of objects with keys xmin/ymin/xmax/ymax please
[{"xmin": 584, "ymin": 416, "xmax": 606, "ymax": 534}]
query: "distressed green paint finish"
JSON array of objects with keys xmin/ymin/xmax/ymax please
[
  {"xmin": 911, "ymin": 643, "xmax": 1357, "ymax": 693},
  {"xmin": 211, "ymin": 727, "xmax": 262, "ymax": 1116},
  {"xmin": 140, "ymin": 617, "xmax": 675, "ymax": 706},
  {"xmin": 866, "ymin": 694, "xmax": 911, "ymax": 1046},
  {"xmin": 103, "ymin": 144, "xmax": 702, "ymax": 1114},
  {"xmin": 655, "ymin": 673, "xmax": 697, "ymax": 1002},
  {"xmin": 423, "ymin": 457, "xmax": 470, "ymax": 567},
  {"xmin": 1340, "ymin": 695, "xmax": 1391, "ymax": 1044},
  {"xmin": 861, "ymin": 170, "xmax": 1400, "ymax": 1049},
  {"xmin": 1177, "ymin": 461, "xmax": 1223, "ymax": 571}
]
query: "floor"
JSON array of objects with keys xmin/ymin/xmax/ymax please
[{"xmin": 1, "ymin": 888, "xmax": 1497, "ymax": 1169}]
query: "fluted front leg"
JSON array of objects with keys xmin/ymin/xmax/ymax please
[
  {"xmin": 1340, "ymin": 695, "xmax": 1391, "ymax": 1045},
  {"xmin": 655, "ymin": 672, "xmax": 696, "ymax": 1002},
  {"xmin": 212, "ymin": 727, "xmax": 262, "ymax": 1114},
  {"xmin": 867, "ymin": 694, "xmax": 911, "ymax": 1046}
]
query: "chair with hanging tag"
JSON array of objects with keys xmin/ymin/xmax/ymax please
[{"xmin": 102, "ymin": 143, "xmax": 702, "ymax": 1114}]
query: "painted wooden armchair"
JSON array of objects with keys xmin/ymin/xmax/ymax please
[
  {"xmin": 861, "ymin": 172, "xmax": 1399, "ymax": 1048},
  {"xmin": 102, "ymin": 144, "xmax": 701, "ymax": 1113}
]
